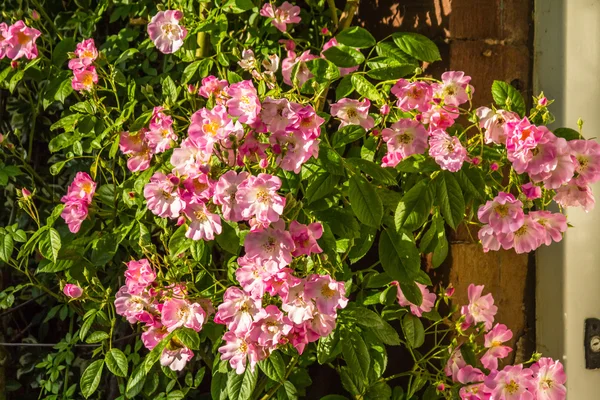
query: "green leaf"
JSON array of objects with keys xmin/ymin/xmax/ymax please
[
  {"xmin": 395, "ymin": 180, "xmax": 432, "ymax": 231},
  {"xmin": 341, "ymin": 329, "xmax": 370, "ymax": 384},
  {"xmin": 48, "ymin": 228, "xmax": 61, "ymax": 263},
  {"xmin": 175, "ymin": 327, "xmax": 200, "ymax": 350},
  {"xmin": 80, "ymin": 360, "xmax": 104, "ymax": 398},
  {"xmin": 306, "ymin": 58, "xmax": 340, "ymax": 81},
  {"xmin": 455, "ymin": 168, "xmax": 485, "ymax": 201},
  {"xmin": 216, "ymin": 221, "xmax": 240, "ymax": 254},
  {"xmin": 52, "ymin": 38, "xmax": 76, "ymax": 67},
  {"xmin": 365, "ymin": 382, "xmax": 393, "ymax": 400},
  {"xmin": 317, "ymin": 145, "xmax": 345, "ymax": 175},
  {"xmin": 114, "ymin": 48, "xmax": 139, "ymax": 65},
  {"xmin": 162, "ymin": 76, "xmax": 178, "ymax": 105},
  {"xmin": 182, "ymin": 60, "xmax": 201, "ymax": 84},
  {"xmin": 399, "ymin": 280, "xmax": 422, "ymax": 306},
  {"xmin": 345, "ymin": 158, "xmax": 397, "ymax": 185},
  {"xmin": 402, "ymin": 314, "xmax": 425, "ymax": 348},
  {"xmin": 375, "ymin": 43, "xmax": 420, "ymax": 67},
  {"xmin": 392, "ymin": 33, "xmax": 441, "ymax": 63},
  {"xmin": 227, "ymin": 367, "xmax": 258, "ymax": 400},
  {"xmin": 336, "ymin": 27, "xmax": 377, "ymax": 48},
  {"xmin": 554, "ymin": 127, "xmax": 581, "ymax": 141},
  {"xmin": 105, "ymin": 348, "xmax": 128, "ymax": 377},
  {"xmin": 317, "ymin": 329, "xmax": 341, "ymax": 364},
  {"xmin": 336, "ymin": 74, "xmax": 354, "ymax": 100},
  {"xmin": 349, "ymin": 175, "xmax": 383, "ymax": 228},
  {"xmin": 258, "ymin": 351, "xmax": 285, "ymax": 382},
  {"xmin": 0, "ymin": 231, "xmax": 14, "ymax": 263},
  {"xmin": 323, "ymin": 45, "xmax": 365, "ymax": 68},
  {"xmin": 367, "ymin": 65, "xmax": 415, "ymax": 80},
  {"xmin": 431, "ymin": 217, "xmax": 449, "ymax": 268},
  {"xmin": 228, "ymin": 70, "xmax": 243, "ymax": 84},
  {"xmin": 378, "ymin": 228, "xmax": 420, "ymax": 283},
  {"xmin": 491, "ymin": 80, "xmax": 526, "ymax": 117},
  {"xmin": 344, "ymin": 306, "xmax": 401, "ymax": 346},
  {"xmin": 351, "ymin": 74, "xmax": 383, "ymax": 102},
  {"xmin": 211, "ymin": 370, "xmax": 228, "ymax": 400},
  {"xmin": 340, "ymin": 367, "xmax": 362, "ymax": 396},
  {"xmin": 86, "ymin": 331, "xmax": 109, "ymax": 343},
  {"xmin": 126, "ymin": 364, "xmax": 147, "ymax": 398},
  {"xmin": 55, "ymin": 78, "xmax": 74, "ymax": 103},
  {"xmin": 306, "ymin": 173, "xmax": 339, "ymax": 204},
  {"xmin": 436, "ymin": 171, "xmax": 465, "ymax": 230},
  {"xmin": 332, "ymin": 125, "xmax": 366, "ymax": 148}
]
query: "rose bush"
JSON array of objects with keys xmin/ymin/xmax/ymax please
[{"xmin": 0, "ymin": 0, "xmax": 594, "ymax": 399}]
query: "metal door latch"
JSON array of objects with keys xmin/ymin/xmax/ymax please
[{"xmin": 585, "ymin": 318, "xmax": 600, "ymax": 369}]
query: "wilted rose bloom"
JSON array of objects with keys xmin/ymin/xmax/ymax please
[
  {"xmin": 71, "ymin": 66, "xmax": 98, "ymax": 92},
  {"xmin": 554, "ymin": 183, "xmax": 595, "ymax": 212},
  {"xmin": 4, "ymin": 21, "xmax": 41, "ymax": 60},
  {"xmin": 63, "ymin": 284, "xmax": 83, "ymax": 299},
  {"xmin": 147, "ymin": 10, "xmax": 188, "ymax": 54}
]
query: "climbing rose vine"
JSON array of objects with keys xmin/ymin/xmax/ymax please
[{"xmin": 0, "ymin": 1, "xmax": 592, "ymax": 399}]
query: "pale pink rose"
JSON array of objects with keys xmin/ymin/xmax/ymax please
[
  {"xmin": 428, "ymin": 129, "xmax": 468, "ymax": 172},
  {"xmin": 321, "ymin": 38, "xmax": 359, "ymax": 76},
  {"xmin": 143, "ymin": 172, "xmax": 185, "ymax": 219},
  {"xmin": 198, "ymin": 75, "xmax": 229, "ymax": 103},
  {"xmin": 214, "ymin": 287, "xmax": 261, "ymax": 334},
  {"xmin": 238, "ymin": 49, "xmax": 256, "ymax": 70},
  {"xmin": 391, "ymin": 79, "xmax": 433, "ymax": 112},
  {"xmin": 160, "ymin": 344, "xmax": 194, "ymax": 371},
  {"xmin": 4, "ymin": 21, "xmax": 41, "ymax": 60},
  {"xmin": 521, "ymin": 182, "xmax": 542, "ymax": 200},
  {"xmin": 114, "ymin": 285, "xmax": 153, "ymax": 324},
  {"xmin": 484, "ymin": 364, "xmax": 536, "ymax": 399},
  {"xmin": 68, "ymin": 38, "xmax": 98, "ymax": 70},
  {"xmin": 288, "ymin": 104, "xmax": 324, "ymax": 139},
  {"xmin": 394, "ymin": 282, "xmax": 436, "ymax": 317},
  {"xmin": 570, "ymin": 139, "xmax": 600, "ymax": 185},
  {"xmin": 249, "ymin": 305, "xmax": 293, "ymax": 347},
  {"xmin": 141, "ymin": 323, "xmax": 168, "ymax": 350},
  {"xmin": 531, "ymin": 358, "xmax": 567, "ymax": 400},
  {"xmin": 481, "ymin": 324, "xmax": 513, "ymax": 370},
  {"xmin": 225, "ymin": 80, "xmax": 261, "ymax": 124},
  {"xmin": 445, "ymin": 347, "xmax": 467, "ymax": 381},
  {"xmin": 63, "ymin": 284, "xmax": 83, "ymax": 299},
  {"xmin": 554, "ymin": 183, "xmax": 595, "ymax": 212},
  {"xmin": 161, "ymin": 298, "xmax": 206, "ymax": 332},
  {"xmin": 380, "ymin": 119, "xmax": 429, "ymax": 167},
  {"xmin": 422, "ymin": 105, "xmax": 460, "ymax": 131},
  {"xmin": 456, "ymin": 366, "xmax": 486, "ymax": 385},
  {"xmin": 214, "ymin": 171, "xmax": 249, "ymax": 222},
  {"xmin": 119, "ymin": 129, "xmax": 153, "ymax": 172},
  {"xmin": 289, "ymin": 221, "xmax": 323, "ymax": 256},
  {"xmin": 478, "ymin": 224, "xmax": 502, "ymax": 253},
  {"xmin": 60, "ymin": 200, "xmax": 88, "ymax": 233},
  {"xmin": 64, "ymin": 172, "xmax": 96, "ymax": 203},
  {"xmin": 236, "ymin": 173, "xmax": 286, "ymax": 226},
  {"xmin": 281, "ymin": 278, "xmax": 316, "ymax": 324},
  {"xmin": 432, "ymin": 71, "xmax": 473, "ymax": 106},
  {"xmin": 146, "ymin": 106, "xmax": 177, "ymax": 153},
  {"xmin": 330, "ymin": 98, "xmax": 374, "ymax": 130},
  {"xmin": 243, "ymin": 225, "xmax": 295, "ymax": 267},
  {"xmin": 0, "ymin": 23, "xmax": 8, "ymax": 59},
  {"xmin": 270, "ymin": 131, "xmax": 319, "ymax": 174},
  {"xmin": 282, "ymin": 50, "xmax": 315, "ymax": 86},
  {"xmin": 71, "ymin": 65, "xmax": 98, "ymax": 92},
  {"xmin": 505, "ymin": 117, "xmax": 545, "ymax": 165},
  {"xmin": 513, "ymin": 131, "xmax": 560, "ymax": 176},
  {"xmin": 218, "ymin": 330, "xmax": 261, "ymax": 374},
  {"xmin": 183, "ymin": 202, "xmax": 222, "ymax": 241},
  {"xmin": 460, "ymin": 384, "xmax": 492, "ymax": 400},
  {"xmin": 261, "ymin": 97, "xmax": 295, "ymax": 134},
  {"xmin": 461, "ymin": 284, "xmax": 498, "ymax": 331},
  {"xmin": 180, "ymin": 173, "xmax": 214, "ymax": 204},
  {"xmin": 125, "ymin": 259, "xmax": 156, "ymax": 295},
  {"xmin": 147, "ymin": 10, "xmax": 187, "ymax": 54},
  {"xmin": 170, "ymin": 136, "xmax": 212, "ymax": 176},
  {"xmin": 476, "ymin": 107, "xmax": 520, "ymax": 145},
  {"xmin": 529, "ymin": 210, "xmax": 567, "ymax": 246},
  {"xmin": 188, "ymin": 105, "xmax": 232, "ymax": 145},
  {"xmin": 304, "ymin": 274, "xmax": 348, "ymax": 315},
  {"xmin": 477, "ymin": 192, "xmax": 524, "ymax": 234},
  {"xmin": 499, "ymin": 214, "xmax": 546, "ymax": 254},
  {"xmin": 306, "ymin": 312, "xmax": 337, "ymax": 341},
  {"xmin": 235, "ymin": 256, "xmax": 280, "ymax": 299},
  {"xmin": 260, "ymin": 1, "xmax": 301, "ymax": 32}
]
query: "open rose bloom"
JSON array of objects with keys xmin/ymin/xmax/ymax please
[{"xmin": 147, "ymin": 10, "xmax": 188, "ymax": 54}]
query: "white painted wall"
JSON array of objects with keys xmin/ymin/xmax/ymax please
[{"xmin": 535, "ymin": 0, "xmax": 600, "ymax": 397}]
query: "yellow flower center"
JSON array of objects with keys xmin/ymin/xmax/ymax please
[
  {"xmin": 494, "ymin": 204, "xmax": 509, "ymax": 217},
  {"xmin": 203, "ymin": 121, "xmax": 220, "ymax": 136},
  {"xmin": 17, "ymin": 31, "xmax": 30, "ymax": 45},
  {"xmin": 321, "ymin": 284, "xmax": 336, "ymax": 299}
]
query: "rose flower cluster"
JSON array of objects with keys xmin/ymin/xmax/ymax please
[
  {"xmin": 60, "ymin": 172, "xmax": 96, "ymax": 233},
  {"xmin": 114, "ymin": 258, "xmax": 214, "ymax": 371},
  {"xmin": 68, "ymin": 39, "xmax": 99, "ymax": 92}
]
